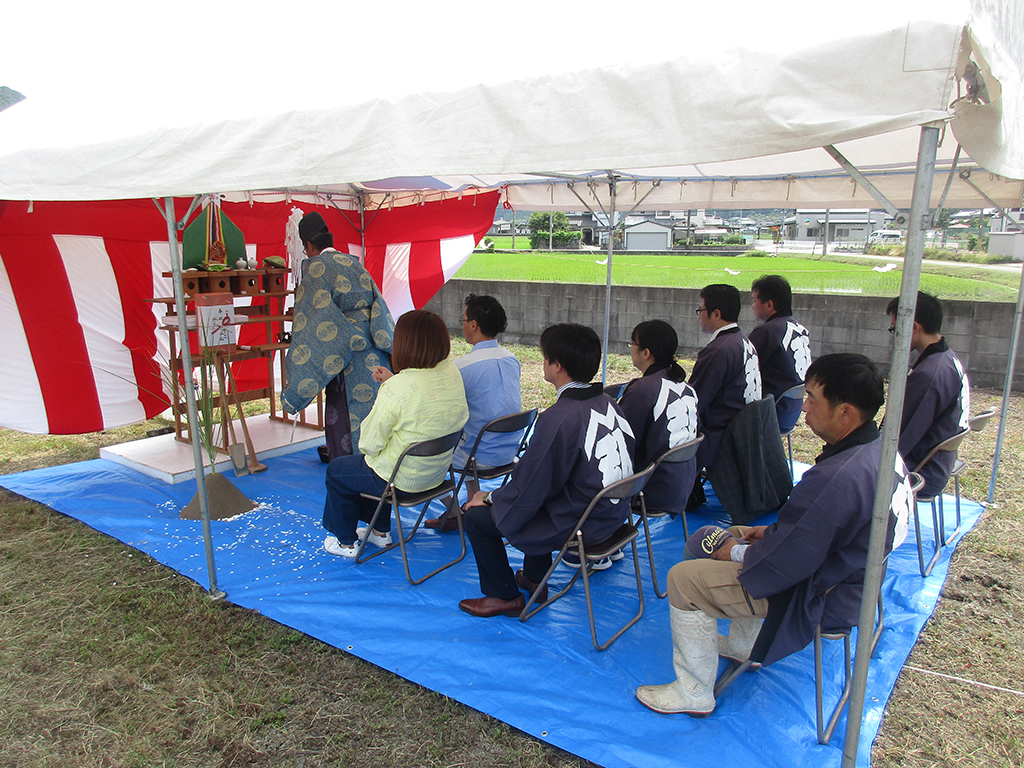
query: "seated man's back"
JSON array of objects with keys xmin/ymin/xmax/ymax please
[
  {"xmin": 748, "ymin": 275, "xmax": 812, "ymax": 433},
  {"xmin": 493, "ymin": 383, "xmax": 635, "ymax": 554},
  {"xmin": 690, "ymin": 284, "xmax": 762, "ymax": 473},
  {"xmin": 458, "ymin": 323, "xmax": 635, "ymax": 618},
  {"xmin": 452, "ymin": 295, "xmax": 522, "ymax": 468},
  {"xmin": 886, "ymin": 292, "xmax": 970, "ymax": 496}
]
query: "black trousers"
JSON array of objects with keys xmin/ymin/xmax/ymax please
[{"xmin": 464, "ymin": 505, "xmax": 552, "ymax": 600}]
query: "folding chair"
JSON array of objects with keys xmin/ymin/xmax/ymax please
[
  {"xmin": 946, "ymin": 409, "xmax": 997, "ymax": 545},
  {"xmin": 911, "ymin": 426, "xmax": 971, "ymax": 576},
  {"xmin": 633, "ymin": 433, "xmax": 704, "ymax": 599},
  {"xmin": 354, "ymin": 429, "xmax": 465, "ymax": 585},
  {"xmin": 721, "ymin": 616, "xmax": 867, "ymax": 745},
  {"xmin": 714, "ymin": 619, "xmax": 855, "ymax": 745},
  {"xmin": 810, "ymin": 546, "xmax": 904, "ymax": 746},
  {"xmin": 603, "ymin": 382, "xmax": 627, "ymax": 400},
  {"xmin": 520, "ymin": 462, "xmax": 656, "ymax": 651},
  {"xmin": 872, "ymin": 471, "xmax": 924, "ymax": 650},
  {"xmin": 776, "ymin": 383, "xmax": 806, "ymax": 479},
  {"xmin": 429, "ymin": 409, "xmax": 538, "ymax": 530},
  {"xmin": 809, "ymin": 468, "xmax": 922, "ymax": 739}
]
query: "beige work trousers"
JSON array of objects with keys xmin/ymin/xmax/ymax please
[{"xmin": 666, "ymin": 526, "xmax": 770, "ymax": 619}]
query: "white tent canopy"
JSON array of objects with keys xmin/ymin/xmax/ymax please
[
  {"xmin": 2, "ymin": 4, "xmax": 1022, "ymax": 766},
  {"xmin": 0, "ymin": 1, "xmax": 1020, "ymax": 207}
]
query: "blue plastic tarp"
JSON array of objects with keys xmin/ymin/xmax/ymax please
[{"xmin": 0, "ymin": 449, "xmax": 979, "ymax": 768}]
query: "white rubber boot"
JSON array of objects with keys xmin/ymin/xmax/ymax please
[
  {"xmin": 635, "ymin": 607, "xmax": 718, "ymax": 716},
  {"xmin": 718, "ymin": 617, "xmax": 763, "ymax": 667}
]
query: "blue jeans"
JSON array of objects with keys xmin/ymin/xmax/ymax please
[{"xmin": 323, "ymin": 454, "xmax": 390, "ymax": 545}]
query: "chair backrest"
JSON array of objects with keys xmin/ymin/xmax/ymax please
[
  {"xmin": 654, "ymin": 433, "xmax": 704, "ymax": 466},
  {"xmin": 968, "ymin": 409, "xmax": 996, "ymax": 432},
  {"xmin": 462, "ymin": 408, "xmax": 539, "ymax": 466},
  {"xmin": 381, "ymin": 428, "xmax": 465, "ymax": 488},
  {"xmin": 603, "ymin": 382, "xmax": 627, "ymax": 401},
  {"xmin": 574, "ymin": 463, "xmax": 657, "ymax": 531},
  {"xmin": 481, "ymin": 408, "xmax": 538, "ymax": 436},
  {"xmin": 401, "ymin": 429, "xmax": 465, "ymax": 459},
  {"xmin": 912, "ymin": 426, "xmax": 971, "ymax": 473},
  {"xmin": 776, "ymin": 383, "xmax": 806, "ymax": 403}
]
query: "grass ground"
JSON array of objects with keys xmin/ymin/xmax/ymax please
[
  {"xmin": 455, "ymin": 251, "xmax": 1021, "ymax": 302},
  {"xmin": 1, "ymin": 342, "xmax": 1022, "ymax": 767}
]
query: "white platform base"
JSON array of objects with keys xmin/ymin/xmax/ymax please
[{"xmin": 100, "ymin": 415, "xmax": 323, "ymax": 485}]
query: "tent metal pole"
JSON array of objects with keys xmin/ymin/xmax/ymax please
[
  {"xmin": 957, "ymin": 170, "xmax": 1024, "ymax": 233},
  {"xmin": 934, "ymin": 144, "xmax": 962, "ymax": 214},
  {"xmin": 824, "ymin": 145, "xmax": 900, "ymax": 216},
  {"xmin": 952, "ymin": 170, "xmax": 1024, "ymax": 503},
  {"xmin": 359, "ymin": 193, "xmax": 366, "ymax": 266},
  {"xmin": 841, "ymin": 124, "xmax": 940, "ymax": 768},
  {"xmin": 987, "ymin": 263, "xmax": 1024, "ymax": 503},
  {"xmin": 601, "ymin": 173, "xmax": 617, "ymax": 386},
  {"xmin": 823, "ymin": 208, "xmax": 830, "ymax": 256},
  {"xmin": 161, "ymin": 195, "xmax": 225, "ymax": 600}
]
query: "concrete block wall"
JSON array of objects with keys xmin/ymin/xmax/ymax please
[{"xmin": 424, "ymin": 280, "xmax": 1023, "ymax": 390}]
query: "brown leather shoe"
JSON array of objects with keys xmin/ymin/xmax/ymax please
[
  {"xmin": 516, "ymin": 569, "xmax": 548, "ymax": 604},
  {"xmin": 458, "ymin": 595, "xmax": 525, "ymax": 618},
  {"xmin": 425, "ymin": 511, "xmax": 462, "ymax": 532}
]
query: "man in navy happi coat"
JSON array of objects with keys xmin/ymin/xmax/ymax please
[
  {"xmin": 749, "ymin": 275, "xmax": 812, "ymax": 432},
  {"xmin": 459, "ymin": 324, "xmax": 635, "ymax": 618},
  {"xmin": 635, "ymin": 354, "xmax": 912, "ymax": 716},
  {"xmin": 886, "ymin": 291, "xmax": 970, "ymax": 497},
  {"xmin": 689, "ymin": 284, "xmax": 762, "ymax": 476}
]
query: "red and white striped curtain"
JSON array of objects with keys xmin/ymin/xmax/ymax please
[{"xmin": 0, "ymin": 192, "xmax": 497, "ymax": 434}]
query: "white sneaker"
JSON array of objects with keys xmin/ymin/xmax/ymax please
[
  {"xmin": 324, "ymin": 535, "xmax": 358, "ymax": 558},
  {"xmin": 356, "ymin": 526, "xmax": 393, "ymax": 547},
  {"xmin": 609, "ymin": 548, "xmax": 626, "ymax": 561}
]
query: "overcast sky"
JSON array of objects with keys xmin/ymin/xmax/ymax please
[{"xmin": 0, "ymin": 0, "xmax": 969, "ymax": 150}]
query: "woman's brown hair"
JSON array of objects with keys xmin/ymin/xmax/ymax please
[{"xmin": 390, "ymin": 310, "xmax": 450, "ymax": 372}]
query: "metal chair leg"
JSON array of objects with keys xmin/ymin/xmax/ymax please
[
  {"xmin": 941, "ymin": 479, "xmax": 963, "ymax": 546},
  {"xmin": 636, "ymin": 507, "xmax": 669, "ymax": 600},
  {"xmin": 714, "ymin": 658, "xmax": 754, "ymax": 697},
  {"xmin": 815, "ymin": 628, "xmax": 853, "ymax": 745},
  {"xmin": 582, "ymin": 538, "xmax": 645, "ymax": 651},
  {"xmin": 355, "ymin": 492, "xmax": 467, "ymax": 584},
  {"xmin": 871, "ymin": 587, "xmax": 884, "ymax": 656},
  {"xmin": 912, "ymin": 496, "xmax": 942, "ymax": 577}
]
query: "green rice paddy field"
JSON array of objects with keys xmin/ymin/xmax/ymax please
[{"xmin": 456, "ymin": 251, "xmax": 1020, "ymax": 302}]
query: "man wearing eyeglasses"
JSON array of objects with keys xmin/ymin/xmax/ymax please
[
  {"xmin": 885, "ymin": 291, "xmax": 970, "ymax": 497},
  {"xmin": 688, "ymin": 284, "xmax": 762, "ymax": 481},
  {"xmin": 425, "ymin": 294, "xmax": 522, "ymax": 531}
]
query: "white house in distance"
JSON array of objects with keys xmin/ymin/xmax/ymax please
[
  {"xmin": 989, "ymin": 208, "xmax": 1024, "ymax": 261},
  {"xmin": 623, "ymin": 219, "xmax": 674, "ymax": 250},
  {"xmin": 784, "ymin": 209, "xmax": 889, "ymax": 242}
]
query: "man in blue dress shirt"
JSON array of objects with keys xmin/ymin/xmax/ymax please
[{"xmin": 426, "ymin": 294, "xmax": 522, "ymax": 530}]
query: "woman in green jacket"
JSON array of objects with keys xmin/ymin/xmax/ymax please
[{"xmin": 322, "ymin": 310, "xmax": 469, "ymax": 557}]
